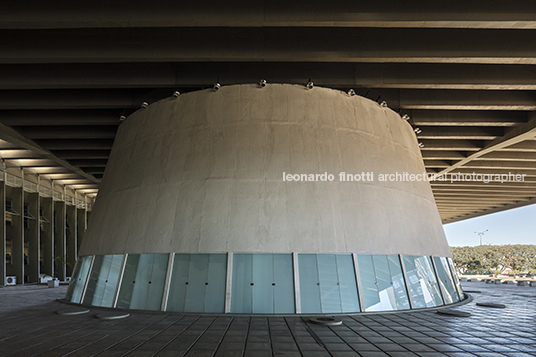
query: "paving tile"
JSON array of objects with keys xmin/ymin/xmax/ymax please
[
  {"xmin": 0, "ymin": 281, "xmax": 534, "ymax": 357},
  {"xmin": 324, "ymin": 343, "xmax": 354, "ymax": 351}
]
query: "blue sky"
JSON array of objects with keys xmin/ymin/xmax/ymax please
[{"xmin": 443, "ymin": 203, "xmax": 536, "ymax": 247}]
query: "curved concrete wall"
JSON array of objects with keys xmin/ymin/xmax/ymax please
[{"xmin": 79, "ymin": 84, "xmax": 449, "ymax": 257}]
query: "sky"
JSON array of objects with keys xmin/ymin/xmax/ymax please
[{"xmin": 443, "ymin": 203, "xmax": 536, "ymax": 247}]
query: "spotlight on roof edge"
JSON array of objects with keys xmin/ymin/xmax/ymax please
[
  {"xmin": 173, "ymin": 91, "xmax": 180, "ymax": 98},
  {"xmin": 306, "ymin": 80, "xmax": 314, "ymax": 89},
  {"xmin": 213, "ymin": 83, "xmax": 221, "ymax": 91},
  {"xmin": 414, "ymin": 128, "xmax": 422, "ymax": 134},
  {"xmin": 418, "ymin": 142, "xmax": 424, "ymax": 148},
  {"xmin": 259, "ymin": 79, "xmax": 267, "ymax": 88},
  {"xmin": 141, "ymin": 102, "xmax": 149, "ymax": 108},
  {"xmin": 380, "ymin": 101, "xmax": 388, "ymax": 108},
  {"xmin": 402, "ymin": 114, "xmax": 410, "ymax": 121},
  {"xmin": 119, "ymin": 116, "xmax": 126, "ymax": 122},
  {"xmin": 348, "ymin": 89, "xmax": 356, "ymax": 96}
]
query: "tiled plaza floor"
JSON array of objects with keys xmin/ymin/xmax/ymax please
[{"xmin": 0, "ymin": 281, "xmax": 534, "ymax": 356}]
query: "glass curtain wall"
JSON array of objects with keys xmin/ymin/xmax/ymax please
[{"xmin": 66, "ymin": 253, "xmax": 463, "ymax": 314}]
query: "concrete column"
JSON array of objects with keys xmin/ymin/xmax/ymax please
[
  {"xmin": 54, "ymin": 184, "xmax": 66, "ymax": 281},
  {"xmin": 40, "ymin": 195, "xmax": 54, "ymax": 278},
  {"xmin": 25, "ymin": 190, "xmax": 40, "ymax": 283},
  {"xmin": 6, "ymin": 184, "xmax": 24, "ymax": 284},
  {"xmin": 76, "ymin": 206, "xmax": 86, "ymax": 253},
  {"xmin": 66, "ymin": 200, "xmax": 77, "ymax": 277},
  {"xmin": 0, "ymin": 172, "xmax": 5, "ymax": 286}
]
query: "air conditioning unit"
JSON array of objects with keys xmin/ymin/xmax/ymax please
[{"xmin": 5, "ymin": 276, "xmax": 16, "ymax": 286}]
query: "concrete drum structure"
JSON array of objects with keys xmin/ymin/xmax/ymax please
[{"xmin": 65, "ymin": 84, "xmax": 464, "ymax": 314}]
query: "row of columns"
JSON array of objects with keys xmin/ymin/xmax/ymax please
[{"xmin": 0, "ymin": 170, "xmax": 91, "ymax": 286}]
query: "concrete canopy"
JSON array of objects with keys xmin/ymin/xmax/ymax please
[{"xmin": 0, "ymin": 1, "xmax": 535, "ymax": 222}]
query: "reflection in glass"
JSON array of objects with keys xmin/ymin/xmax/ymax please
[
  {"xmin": 65, "ymin": 255, "xmax": 92, "ymax": 303},
  {"xmin": 82, "ymin": 254, "xmax": 123, "ymax": 307},
  {"xmin": 357, "ymin": 254, "xmax": 410, "ymax": 312},
  {"xmin": 166, "ymin": 254, "xmax": 227, "ymax": 313},
  {"xmin": 403, "ymin": 255, "xmax": 443, "ymax": 308},
  {"xmin": 447, "ymin": 257, "xmax": 464, "ymax": 300},
  {"xmin": 116, "ymin": 254, "xmax": 169, "ymax": 311},
  {"xmin": 299, "ymin": 254, "xmax": 359, "ymax": 313},
  {"xmin": 433, "ymin": 256, "xmax": 460, "ymax": 304},
  {"xmin": 231, "ymin": 254, "xmax": 294, "ymax": 313}
]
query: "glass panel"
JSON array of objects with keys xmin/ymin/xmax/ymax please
[
  {"xmin": 116, "ymin": 254, "xmax": 139, "ymax": 309},
  {"xmin": 184, "ymin": 254, "xmax": 210, "ymax": 313},
  {"xmin": 336, "ymin": 255, "xmax": 360, "ymax": 313},
  {"xmin": 65, "ymin": 255, "xmax": 92, "ymax": 303},
  {"xmin": 231, "ymin": 254, "xmax": 253, "ymax": 313},
  {"xmin": 299, "ymin": 254, "xmax": 359, "ymax": 313},
  {"xmin": 317, "ymin": 254, "xmax": 341, "ymax": 313},
  {"xmin": 167, "ymin": 253, "xmax": 227, "ymax": 313},
  {"xmin": 82, "ymin": 254, "xmax": 123, "ymax": 307},
  {"xmin": 252, "ymin": 254, "xmax": 273, "ymax": 313},
  {"xmin": 116, "ymin": 253, "xmax": 169, "ymax": 311},
  {"xmin": 387, "ymin": 255, "xmax": 410, "ymax": 310},
  {"xmin": 298, "ymin": 254, "xmax": 321, "ymax": 313},
  {"xmin": 357, "ymin": 254, "xmax": 409, "ymax": 312},
  {"xmin": 447, "ymin": 257, "xmax": 464, "ymax": 300},
  {"xmin": 231, "ymin": 253, "xmax": 294, "ymax": 314},
  {"xmin": 372, "ymin": 255, "xmax": 397, "ymax": 311},
  {"xmin": 273, "ymin": 254, "xmax": 294, "ymax": 313},
  {"xmin": 433, "ymin": 256, "xmax": 460, "ymax": 304},
  {"xmin": 357, "ymin": 254, "xmax": 380, "ymax": 311},
  {"xmin": 204, "ymin": 254, "xmax": 227, "ymax": 313},
  {"xmin": 403, "ymin": 255, "xmax": 443, "ymax": 308},
  {"xmin": 166, "ymin": 254, "xmax": 189, "ymax": 312}
]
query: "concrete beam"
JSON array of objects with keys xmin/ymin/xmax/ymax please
[
  {"xmin": 67, "ymin": 159, "xmax": 108, "ymax": 167},
  {"xmin": 424, "ymin": 160, "xmax": 451, "ymax": 168},
  {"xmin": 36, "ymin": 139, "xmax": 114, "ymax": 150},
  {"xmin": 4, "ymin": 1, "xmax": 536, "ymax": 30},
  {"xmin": 419, "ymin": 140, "xmax": 483, "ymax": 151},
  {"xmin": 441, "ymin": 197, "xmax": 536, "ymax": 223},
  {"xmin": 411, "ymin": 110, "xmax": 527, "ymax": 127},
  {"xmin": 5, "ymin": 63, "xmax": 536, "ymax": 91},
  {"xmin": 421, "ymin": 151, "xmax": 466, "ymax": 160},
  {"xmin": 401, "ymin": 90, "xmax": 536, "ymax": 110},
  {"xmin": 52, "ymin": 150, "xmax": 111, "ymax": 160},
  {"xmin": 435, "ymin": 116, "xmax": 536, "ymax": 176},
  {"xmin": 14, "ymin": 126, "xmax": 117, "ymax": 140},
  {"xmin": 0, "ymin": 150, "xmax": 43, "ymax": 159},
  {"xmin": 500, "ymin": 140, "xmax": 536, "ymax": 152},
  {"xmin": 5, "ymin": 159, "xmax": 57, "ymax": 168},
  {"xmin": 434, "ymin": 191, "xmax": 536, "ymax": 198},
  {"xmin": 4, "ymin": 27, "xmax": 536, "ymax": 65},
  {"xmin": 0, "ymin": 109, "xmax": 122, "ymax": 126},
  {"xmin": 417, "ymin": 127, "xmax": 503, "ymax": 140},
  {"xmin": 0, "ymin": 122, "xmax": 99, "ymax": 183},
  {"xmin": 442, "ymin": 168, "xmax": 536, "ymax": 176},
  {"xmin": 0, "ymin": 89, "xmax": 170, "ymax": 110}
]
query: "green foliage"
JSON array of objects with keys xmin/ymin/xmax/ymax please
[{"xmin": 450, "ymin": 244, "xmax": 536, "ymax": 275}]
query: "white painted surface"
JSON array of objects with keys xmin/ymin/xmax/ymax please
[{"xmin": 80, "ymin": 84, "xmax": 449, "ymax": 257}]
